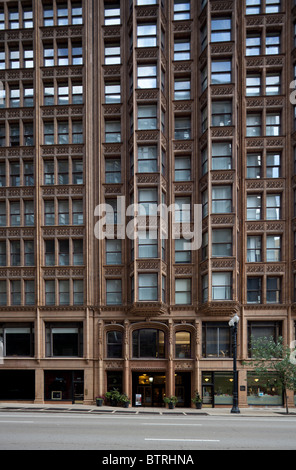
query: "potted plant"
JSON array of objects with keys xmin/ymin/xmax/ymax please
[
  {"xmin": 192, "ymin": 391, "xmax": 202, "ymax": 409},
  {"xmin": 120, "ymin": 393, "xmax": 131, "ymax": 408},
  {"xmin": 163, "ymin": 395, "xmax": 178, "ymax": 409},
  {"xmin": 95, "ymin": 396, "xmax": 104, "ymax": 406},
  {"xmin": 105, "ymin": 388, "xmax": 121, "ymax": 407}
]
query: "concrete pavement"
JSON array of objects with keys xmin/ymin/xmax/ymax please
[{"xmin": 0, "ymin": 402, "xmax": 294, "ymax": 416}]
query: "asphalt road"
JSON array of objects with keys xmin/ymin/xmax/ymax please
[{"xmin": 0, "ymin": 411, "xmax": 295, "ymax": 451}]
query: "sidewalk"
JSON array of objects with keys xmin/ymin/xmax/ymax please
[{"xmin": 0, "ymin": 402, "xmax": 293, "ymax": 417}]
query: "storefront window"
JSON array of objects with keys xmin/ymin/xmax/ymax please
[
  {"xmin": 247, "ymin": 372, "xmax": 283, "ymax": 405},
  {"xmin": 202, "ymin": 371, "xmax": 234, "ymax": 406}
]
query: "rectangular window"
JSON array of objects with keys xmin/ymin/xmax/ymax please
[
  {"xmin": 175, "ymin": 238, "xmax": 191, "ymax": 264},
  {"xmin": 138, "ymin": 188, "xmax": 158, "ymax": 216},
  {"xmin": 211, "ymin": 17, "xmax": 231, "ymax": 42},
  {"xmin": 58, "ymin": 200, "xmax": 69, "ymax": 225},
  {"xmin": 175, "ymin": 278, "xmax": 191, "ymax": 304},
  {"xmin": 175, "ymin": 156, "xmax": 191, "ymax": 181},
  {"xmin": 25, "ymin": 280, "xmax": 35, "ymax": 305},
  {"xmin": 138, "ymin": 273, "xmax": 158, "ymax": 301},
  {"xmin": 266, "ymin": 277, "xmax": 281, "ymax": 303},
  {"xmin": 202, "ymin": 322, "xmax": 231, "ymax": 358},
  {"xmin": 105, "ymin": 158, "xmax": 121, "ymax": 183},
  {"xmin": 138, "ymin": 105, "xmax": 157, "ymax": 130},
  {"xmin": 106, "ymin": 279, "xmax": 122, "ymax": 305},
  {"xmin": 212, "ymin": 142, "xmax": 232, "ymax": 170},
  {"xmin": 137, "ymin": 24, "xmax": 157, "ymax": 48},
  {"xmin": 246, "ymin": 75, "xmax": 261, "ymax": 96},
  {"xmin": 266, "ymin": 113, "xmax": 280, "ymax": 136},
  {"xmin": 246, "ymin": 35, "xmax": 261, "ymax": 56},
  {"xmin": 266, "ymin": 153, "xmax": 281, "ymax": 178},
  {"xmin": 212, "ymin": 101, "xmax": 232, "ymax": 127},
  {"xmin": 174, "ymin": 0, "xmax": 190, "ymax": 20},
  {"xmin": 137, "ymin": 65, "xmax": 157, "ymax": 89},
  {"xmin": 266, "ymin": 33, "xmax": 280, "ymax": 55},
  {"xmin": 105, "ymin": 121, "xmax": 121, "ymax": 142},
  {"xmin": 212, "ymin": 272, "xmax": 232, "ymax": 300},
  {"xmin": 212, "ymin": 229, "xmax": 232, "ymax": 257},
  {"xmin": 106, "ymin": 239, "xmax": 122, "ymax": 265},
  {"xmin": 212, "ymin": 186, "xmax": 232, "ymax": 213},
  {"xmin": 59, "ymin": 279, "xmax": 70, "ymax": 305},
  {"xmin": 45, "ymin": 280, "xmax": 55, "ymax": 305},
  {"xmin": 174, "ymin": 78, "xmax": 191, "ymax": 100},
  {"xmin": 44, "ymin": 200, "xmax": 55, "ymax": 225},
  {"xmin": 105, "ymin": 44, "xmax": 121, "ymax": 65},
  {"xmin": 174, "ymin": 38, "xmax": 190, "ymax": 61},
  {"xmin": 175, "ymin": 117, "xmax": 191, "ymax": 139},
  {"xmin": 73, "ymin": 239, "xmax": 83, "ymax": 265},
  {"xmin": 73, "ymin": 279, "xmax": 83, "ymax": 305},
  {"xmin": 211, "ymin": 60, "xmax": 232, "ymax": 84},
  {"xmin": 104, "ymin": 3, "xmax": 120, "ymax": 25},
  {"xmin": 45, "ymin": 240, "xmax": 55, "ymax": 266},
  {"xmin": 247, "ymin": 236, "xmax": 262, "ymax": 262},
  {"xmin": 72, "ymin": 199, "xmax": 83, "ymax": 225},
  {"xmin": 247, "ymin": 154, "xmax": 261, "ymax": 178},
  {"xmin": 246, "ymin": 0, "xmax": 261, "ymax": 15},
  {"xmin": 247, "ymin": 114, "xmax": 261, "ymax": 136},
  {"xmin": 247, "ymin": 194, "xmax": 262, "ymax": 220},
  {"xmin": 266, "ymin": 194, "xmax": 281, "ymax": 220},
  {"xmin": 175, "ymin": 197, "xmax": 191, "ymax": 223},
  {"xmin": 247, "ymin": 277, "xmax": 262, "ymax": 303},
  {"xmin": 138, "ymin": 231, "xmax": 158, "ymax": 259},
  {"xmin": 266, "ymin": 236, "xmax": 281, "ymax": 262},
  {"xmin": 105, "ymin": 82, "xmax": 121, "ymax": 103},
  {"xmin": 11, "ymin": 280, "xmax": 21, "ymax": 305},
  {"xmin": 138, "ymin": 146, "xmax": 157, "ymax": 173}
]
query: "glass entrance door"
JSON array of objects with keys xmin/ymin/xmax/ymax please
[{"xmin": 133, "ymin": 372, "xmax": 166, "ymax": 407}]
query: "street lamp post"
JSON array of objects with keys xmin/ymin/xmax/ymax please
[{"xmin": 229, "ymin": 314, "xmax": 240, "ymax": 414}]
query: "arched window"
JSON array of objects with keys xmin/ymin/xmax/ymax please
[
  {"xmin": 175, "ymin": 331, "xmax": 191, "ymax": 358},
  {"xmin": 107, "ymin": 330, "xmax": 123, "ymax": 358},
  {"xmin": 132, "ymin": 329, "xmax": 165, "ymax": 358}
]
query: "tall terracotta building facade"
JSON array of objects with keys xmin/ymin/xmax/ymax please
[{"xmin": 0, "ymin": 0, "xmax": 295, "ymax": 408}]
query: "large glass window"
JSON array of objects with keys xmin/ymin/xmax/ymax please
[
  {"xmin": 45, "ymin": 323, "xmax": 83, "ymax": 357},
  {"xmin": 132, "ymin": 329, "xmax": 165, "ymax": 358},
  {"xmin": 0, "ymin": 324, "xmax": 34, "ymax": 357},
  {"xmin": 202, "ymin": 322, "xmax": 231, "ymax": 358},
  {"xmin": 247, "ymin": 373, "xmax": 282, "ymax": 405}
]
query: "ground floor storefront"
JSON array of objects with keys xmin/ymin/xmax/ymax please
[{"xmin": 0, "ymin": 368, "xmax": 290, "ymax": 408}]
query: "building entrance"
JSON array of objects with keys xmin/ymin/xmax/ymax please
[{"xmin": 132, "ymin": 372, "xmax": 165, "ymax": 407}]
